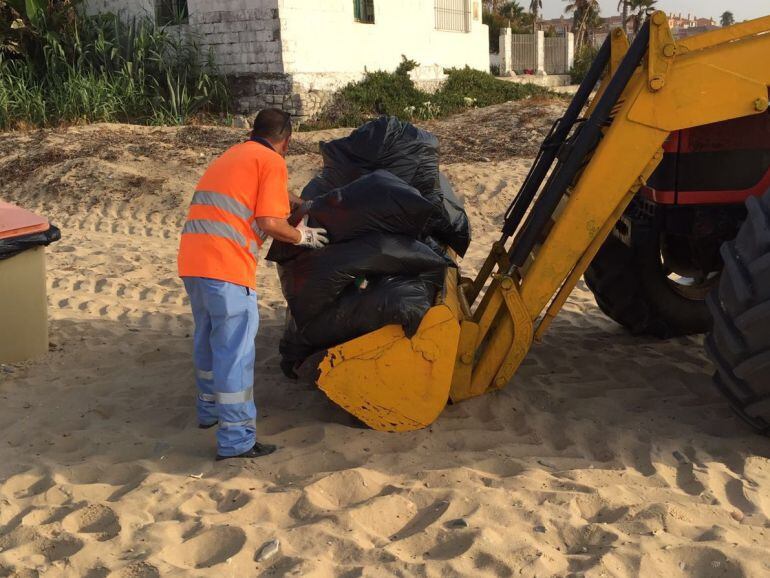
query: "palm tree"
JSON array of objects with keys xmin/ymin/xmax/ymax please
[
  {"xmin": 529, "ymin": 0, "xmax": 542, "ymax": 32},
  {"xmin": 500, "ymin": 1, "xmax": 525, "ymax": 22},
  {"xmin": 628, "ymin": 0, "xmax": 657, "ymax": 33},
  {"xmin": 721, "ymin": 11, "xmax": 735, "ymax": 27},
  {"xmin": 617, "ymin": 0, "xmax": 629, "ymax": 30},
  {"xmin": 564, "ymin": 0, "xmax": 601, "ymax": 50}
]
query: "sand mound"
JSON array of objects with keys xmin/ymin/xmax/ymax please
[{"xmin": 1, "ymin": 107, "xmax": 769, "ymax": 576}]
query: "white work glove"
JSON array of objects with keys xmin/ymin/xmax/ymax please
[{"xmin": 294, "ymin": 216, "xmax": 329, "ymax": 249}]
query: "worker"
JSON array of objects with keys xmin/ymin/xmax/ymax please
[{"xmin": 178, "ymin": 108, "xmax": 328, "ymax": 461}]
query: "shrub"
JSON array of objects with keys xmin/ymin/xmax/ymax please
[
  {"xmin": 437, "ymin": 67, "xmax": 548, "ymax": 110},
  {"xmin": 307, "ymin": 61, "xmax": 551, "ymax": 130},
  {"xmin": 570, "ymin": 43, "xmax": 600, "ymax": 84}
]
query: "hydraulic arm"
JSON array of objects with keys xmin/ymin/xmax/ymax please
[{"xmin": 315, "ymin": 12, "xmax": 770, "ymax": 431}]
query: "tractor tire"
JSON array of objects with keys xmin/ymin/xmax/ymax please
[
  {"xmin": 584, "ymin": 231, "xmax": 712, "ymax": 338},
  {"xmin": 705, "ymin": 193, "xmax": 770, "ymax": 434}
]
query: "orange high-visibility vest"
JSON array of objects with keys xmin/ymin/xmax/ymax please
[{"xmin": 178, "ymin": 140, "xmax": 290, "ymax": 289}]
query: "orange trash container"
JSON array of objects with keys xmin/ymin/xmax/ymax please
[{"xmin": 0, "ymin": 201, "xmax": 61, "ymax": 363}]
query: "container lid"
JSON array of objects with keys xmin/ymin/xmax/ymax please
[{"xmin": 0, "ymin": 201, "xmax": 50, "ymax": 240}]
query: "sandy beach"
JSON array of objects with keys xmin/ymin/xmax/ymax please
[{"xmin": 1, "ymin": 101, "xmax": 769, "ymax": 577}]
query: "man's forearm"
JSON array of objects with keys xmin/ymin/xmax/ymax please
[{"xmin": 256, "ymin": 217, "xmax": 301, "ymax": 244}]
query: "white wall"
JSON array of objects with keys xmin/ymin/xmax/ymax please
[
  {"xmin": 83, "ymin": 0, "xmax": 154, "ymax": 19},
  {"xmin": 277, "ymin": 0, "xmax": 489, "ymax": 91},
  {"xmin": 83, "ymin": 0, "xmax": 491, "ymax": 114},
  {"xmin": 84, "ymin": 0, "xmax": 489, "ymax": 84}
]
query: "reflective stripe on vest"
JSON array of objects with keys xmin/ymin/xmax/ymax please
[
  {"xmin": 251, "ymin": 220, "xmax": 268, "ymax": 243},
  {"xmin": 183, "ymin": 219, "xmax": 245, "ymax": 246},
  {"xmin": 191, "ymin": 191, "xmax": 252, "ymax": 221}
]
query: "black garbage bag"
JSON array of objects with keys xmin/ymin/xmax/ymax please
[
  {"xmin": 278, "ymin": 233, "xmax": 448, "ymax": 329},
  {"xmin": 0, "ymin": 225, "xmax": 61, "ymax": 261},
  {"xmin": 306, "ymin": 117, "xmax": 472, "ymax": 257},
  {"xmin": 429, "ymin": 172, "xmax": 472, "ymax": 257},
  {"xmin": 266, "ymin": 170, "xmax": 436, "ymax": 265},
  {"xmin": 320, "ymin": 116, "xmax": 440, "ymax": 198},
  {"xmin": 279, "ymin": 272, "xmax": 442, "ymax": 366},
  {"xmin": 299, "ymin": 175, "xmax": 332, "ymax": 203}
]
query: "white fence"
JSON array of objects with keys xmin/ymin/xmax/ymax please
[
  {"xmin": 511, "ymin": 34, "xmax": 537, "ymax": 72},
  {"xmin": 544, "ymin": 37, "xmax": 570, "ymax": 74},
  {"xmin": 500, "ymin": 30, "xmax": 574, "ymax": 76}
]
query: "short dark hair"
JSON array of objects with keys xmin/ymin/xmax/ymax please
[{"xmin": 251, "ymin": 108, "xmax": 293, "ymax": 142}]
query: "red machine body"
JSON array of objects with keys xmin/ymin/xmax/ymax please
[{"xmin": 642, "ymin": 112, "xmax": 770, "ymax": 205}]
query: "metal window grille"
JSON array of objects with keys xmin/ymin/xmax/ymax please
[
  {"xmin": 434, "ymin": 0, "xmax": 469, "ymax": 32},
  {"xmin": 156, "ymin": 0, "xmax": 189, "ymax": 26},
  {"xmin": 354, "ymin": 0, "xmax": 375, "ymax": 24}
]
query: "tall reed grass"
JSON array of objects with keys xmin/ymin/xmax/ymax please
[{"xmin": 0, "ymin": 11, "xmax": 229, "ymax": 130}]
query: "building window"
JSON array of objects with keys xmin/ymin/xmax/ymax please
[
  {"xmin": 156, "ymin": 0, "xmax": 189, "ymax": 26},
  {"xmin": 435, "ymin": 0, "xmax": 470, "ymax": 32},
  {"xmin": 354, "ymin": 0, "xmax": 375, "ymax": 24}
]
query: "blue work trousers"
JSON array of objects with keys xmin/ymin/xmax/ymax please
[{"xmin": 183, "ymin": 277, "xmax": 258, "ymax": 456}]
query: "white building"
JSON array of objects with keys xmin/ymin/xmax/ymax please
[{"xmin": 85, "ymin": 0, "xmax": 490, "ymax": 118}]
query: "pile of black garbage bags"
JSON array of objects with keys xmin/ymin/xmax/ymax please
[{"xmin": 266, "ymin": 116, "xmax": 471, "ymax": 375}]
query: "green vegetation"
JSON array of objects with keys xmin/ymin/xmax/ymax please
[
  {"xmin": 483, "ymin": 2, "xmax": 534, "ymax": 52},
  {"xmin": 563, "ymin": 1, "xmax": 601, "ymax": 51},
  {"xmin": 569, "ymin": 43, "xmax": 599, "ymax": 84},
  {"xmin": 0, "ymin": 0, "xmax": 228, "ymax": 130},
  {"xmin": 306, "ymin": 59, "xmax": 552, "ymax": 130}
]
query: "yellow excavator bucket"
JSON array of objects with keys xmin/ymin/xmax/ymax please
[
  {"xmin": 316, "ymin": 268, "xmax": 462, "ymax": 432},
  {"xmin": 312, "ymin": 12, "xmax": 770, "ymax": 433}
]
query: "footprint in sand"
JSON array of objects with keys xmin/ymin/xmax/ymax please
[
  {"xmin": 390, "ymin": 499, "xmax": 451, "ymax": 542},
  {"xmin": 673, "ymin": 450, "xmax": 706, "ymax": 496},
  {"xmin": 20, "ymin": 505, "xmax": 73, "ymax": 527},
  {"xmin": 344, "ymin": 494, "xmax": 418, "ymax": 539},
  {"xmin": 303, "ymin": 469, "xmax": 384, "ymax": 511},
  {"xmin": 1, "ymin": 527, "xmax": 84, "ymax": 563},
  {"xmin": 423, "ymin": 532, "xmax": 477, "ymax": 561},
  {"xmin": 648, "ymin": 545, "xmax": 746, "ymax": 578},
  {"xmin": 62, "ymin": 503, "xmax": 121, "ymax": 541},
  {"xmin": 2, "ymin": 471, "xmax": 55, "ymax": 499},
  {"xmin": 160, "ymin": 525, "xmax": 246, "ymax": 569},
  {"xmin": 178, "ymin": 488, "xmax": 251, "ymax": 516},
  {"xmin": 112, "ymin": 561, "xmax": 161, "ymax": 578}
]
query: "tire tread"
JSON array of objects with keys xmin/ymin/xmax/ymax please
[{"xmin": 706, "ymin": 191, "xmax": 770, "ymax": 434}]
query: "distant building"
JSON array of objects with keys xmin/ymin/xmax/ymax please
[
  {"xmin": 539, "ymin": 17, "xmax": 573, "ymax": 34},
  {"xmin": 85, "ymin": 0, "xmax": 490, "ymax": 119},
  {"xmin": 598, "ymin": 15, "xmax": 633, "ymax": 34},
  {"xmin": 541, "ymin": 14, "xmax": 637, "ymax": 38},
  {"xmin": 667, "ymin": 13, "xmax": 718, "ymax": 37}
]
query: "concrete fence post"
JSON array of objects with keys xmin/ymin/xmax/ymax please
[
  {"xmin": 565, "ymin": 32, "xmax": 575, "ymax": 73},
  {"xmin": 499, "ymin": 28, "xmax": 513, "ymax": 76},
  {"xmin": 535, "ymin": 30, "xmax": 546, "ymax": 76}
]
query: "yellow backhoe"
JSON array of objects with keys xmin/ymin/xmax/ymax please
[{"xmin": 310, "ymin": 12, "xmax": 770, "ymax": 433}]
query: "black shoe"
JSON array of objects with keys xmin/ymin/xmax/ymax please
[
  {"xmin": 198, "ymin": 422, "xmax": 217, "ymax": 430},
  {"xmin": 216, "ymin": 442, "xmax": 277, "ymax": 461}
]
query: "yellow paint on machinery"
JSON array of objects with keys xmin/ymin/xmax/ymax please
[
  {"xmin": 315, "ymin": 13, "xmax": 770, "ymax": 431},
  {"xmin": 317, "ymin": 268, "xmax": 461, "ymax": 432}
]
